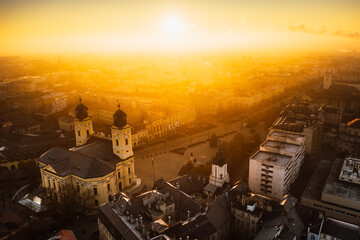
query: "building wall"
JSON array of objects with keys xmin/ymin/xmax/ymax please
[
  {"xmin": 39, "ymin": 157, "xmax": 135, "ymax": 207},
  {"xmin": 98, "ymin": 218, "xmax": 115, "ymax": 240}
]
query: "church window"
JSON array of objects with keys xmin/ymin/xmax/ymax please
[
  {"xmin": 116, "ymin": 139, "xmax": 119, "ymax": 146},
  {"xmin": 128, "ymin": 167, "xmax": 131, "ymax": 174},
  {"xmin": 107, "ymin": 183, "xmax": 110, "ymax": 191},
  {"xmin": 95, "ymin": 199, "xmax": 99, "ymax": 206},
  {"xmin": 87, "ymin": 129, "xmax": 89, "ymax": 137},
  {"xmin": 93, "ymin": 187, "xmax": 98, "ymax": 195},
  {"xmin": 118, "ymin": 172, "xmax": 120, "ymax": 178},
  {"xmin": 129, "ymin": 178, "xmax": 132, "ymax": 184},
  {"xmin": 78, "ymin": 131, "xmax": 80, "ymax": 136},
  {"xmin": 76, "ymin": 184, "xmax": 80, "ymax": 192},
  {"xmin": 125, "ymin": 138, "xmax": 128, "ymax": 145},
  {"xmin": 48, "ymin": 179, "xmax": 51, "ymax": 188}
]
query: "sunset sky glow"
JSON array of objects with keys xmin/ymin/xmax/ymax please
[{"xmin": 1, "ymin": 0, "xmax": 360, "ymax": 55}]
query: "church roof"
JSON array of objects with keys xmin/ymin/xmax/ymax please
[
  {"xmin": 113, "ymin": 105, "xmax": 127, "ymax": 129},
  {"xmin": 38, "ymin": 139, "xmax": 126, "ymax": 179},
  {"xmin": 213, "ymin": 145, "xmax": 226, "ymax": 167},
  {"xmin": 75, "ymin": 102, "xmax": 88, "ymax": 121}
]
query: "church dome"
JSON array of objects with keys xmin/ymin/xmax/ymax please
[
  {"xmin": 75, "ymin": 99, "xmax": 88, "ymax": 121},
  {"xmin": 113, "ymin": 104, "xmax": 127, "ymax": 129},
  {"xmin": 213, "ymin": 145, "xmax": 226, "ymax": 167}
]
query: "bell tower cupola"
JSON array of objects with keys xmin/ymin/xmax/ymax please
[
  {"xmin": 74, "ymin": 97, "xmax": 93, "ymax": 146},
  {"xmin": 111, "ymin": 103, "xmax": 133, "ymax": 159},
  {"xmin": 209, "ymin": 141, "xmax": 230, "ymax": 187}
]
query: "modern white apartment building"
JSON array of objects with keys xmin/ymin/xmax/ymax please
[{"xmin": 249, "ymin": 130, "xmax": 305, "ymax": 201}]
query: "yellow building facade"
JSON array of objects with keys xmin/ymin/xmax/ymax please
[{"xmin": 38, "ymin": 101, "xmax": 136, "ymax": 207}]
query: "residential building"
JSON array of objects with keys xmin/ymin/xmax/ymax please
[{"xmin": 249, "ymin": 130, "xmax": 305, "ymax": 201}]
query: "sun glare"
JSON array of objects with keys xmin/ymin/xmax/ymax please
[{"xmin": 163, "ymin": 16, "xmax": 185, "ymax": 36}]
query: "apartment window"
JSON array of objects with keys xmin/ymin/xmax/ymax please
[
  {"xmin": 93, "ymin": 187, "xmax": 98, "ymax": 195},
  {"xmin": 116, "ymin": 139, "xmax": 119, "ymax": 146},
  {"xmin": 107, "ymin": 183, "xmax": 110, "ymax": 191},
  {"xmin": 125, "ymin": 138, "xmax": 128, "ymax": 145},
  {"xmin": 129, "ymin": 178, "xmax": 132, "ymax": 184},
  {"xmin": 128, "ymin": 167, "xmax": 131, "ymax": 174},
  {"xmin": 78, "ymin": 130, "xmax": 80, "ymax": 136},
  {"xmin": 95, "ymin": 199, "xmax": 99, "ymax": 206},
  {"xmin": 117, "ymin": 172, "xmax": 121, "ymax": 178},
  {"xmin": 86, "ymin": 129, "xmax": 89, "ymax": 137}
]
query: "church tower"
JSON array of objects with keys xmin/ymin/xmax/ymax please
[
  {"xmin": 209, "ymin": 144, "xmax": 229, "ymax": 187},
  {"xmin": 111, "ymin": 103, "xmax": 133, "ymax": 159},
  {"xmin": 74, "ymin": 98, "xmax": 93, "ymax": 146}
]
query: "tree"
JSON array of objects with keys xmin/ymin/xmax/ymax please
[
  {"xmin": 42, "ymin": 182, "xmax": 94, "ymax": 219},
  {"xmin": 209, "ymin": 133, "xmax": 218, "ymax": 148}
]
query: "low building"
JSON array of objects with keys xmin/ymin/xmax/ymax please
[
  {"xmin": 58, "ymin": 116, "xmax": 74, "ymax": 132},
  {"xmin": 301, "ymin": 158, "xmax": 360, "ymax": 225},
  {"xmin": 336, "ymin": 118, "xmax": 360, "ymax": 156}
]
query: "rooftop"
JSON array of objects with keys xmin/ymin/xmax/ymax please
[
  {"xmin": 339, "ymin": 156, "xmax": 360, "ymax": 184},
  {"xmin": 38, "ymin": 139, "xmax": 127, "ymax": 179},
  {"xmin": 261, "ymin": 140, "xmax": 300, "ymax": 155},
  {"xmin": 268, "ymin": 130, "xmax": 305, "ymax": 144},
  {"xmin": 251, "ymin": 150, "xmax": 292, "ymax": 167},
  {"xmin": 322, "ymin": 158, "xmax": 360, "ymax": 210},
  {"xmin": 301, "ymin": 159, "xmax": 333, "ymax": 202}
]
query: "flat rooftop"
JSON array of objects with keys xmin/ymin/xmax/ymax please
[
  {"xmin": 251, "ymin": 150, "xmax": 292, "ymax": 167},
  {"xmin": 322, "ymin": 158, "xmax": 360, "ymax": 208},
  {"xmin": 301, "ymin": 159, "xmax": 333, "ymax": 202},
  {"xmin": 268, "ymin": 130, "xmax": 304, "ymax": 143},
  {"xmin": 261, "ymin": 140, "xmax": 300, "ymax": 154}
]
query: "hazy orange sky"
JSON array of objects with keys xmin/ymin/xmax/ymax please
[{"xmin": 1, "ymin": 0, "xmax": 359, "ymax": 55}]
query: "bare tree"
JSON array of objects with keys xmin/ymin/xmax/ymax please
[{"xmin": 42, "ymin": 182, "xmax": 94, "ymax": 219}]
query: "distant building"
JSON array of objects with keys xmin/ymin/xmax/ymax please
[
  {"xmin": 58, "ymin": 116, "xmax": 74, "ymax": 132},
  {"xmin": 336, "ymin": 118, "xmax": 360, "ymax": 156},
  {"xmin": 323, "ymin": 70, "xmax": 360, "ymax": 90}
]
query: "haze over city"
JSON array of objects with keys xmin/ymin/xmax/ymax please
[
  {"xmin": 1, "ymin": 0, "xmax": 360, "ymax": 54},
  {"xmin": 0, "ymin": 0, "xmax": 359, "ymax": 240}
]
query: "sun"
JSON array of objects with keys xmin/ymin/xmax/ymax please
[{"xmin": 163, "ymin": 16, "xmax": 185, "ymax": 36}]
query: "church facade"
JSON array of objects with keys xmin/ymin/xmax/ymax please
[{"xmin": 38, "ymin": 100, "xmax": 136, "ymax": 207}]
